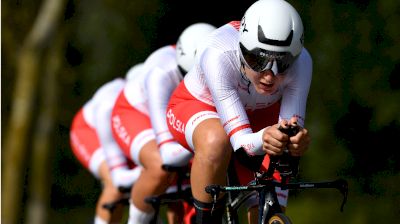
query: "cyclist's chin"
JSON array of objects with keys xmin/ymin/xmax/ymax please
[{"xmin": 255, "ymin": 84, "xmax": 276, "ymax": 95}]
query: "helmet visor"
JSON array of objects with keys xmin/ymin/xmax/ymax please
[{"xmin": 239, "ymin": 43, "xmax": 296, "ymax": 74}]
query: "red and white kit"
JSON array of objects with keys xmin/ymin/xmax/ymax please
[
  {"xmin": 70, "ymin": 79, "xmax": 125, "ymax": 177},
  {"xmin": 166, "ymin": 21, "xmax": 312, "ymax": 206},
  {"xmin": 70, "ymin": 77, "xmax": 142, "ymax": 188},
  {"xmin": 111, "ymin": 45, "xmax": 192, "ymax": 167}
]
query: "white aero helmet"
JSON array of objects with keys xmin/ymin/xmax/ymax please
[
  {"xmin": 239, "ymin": 0, "xmax": 304, "ymax": 74},
  {"xmin": 125, "ymin": 63, "xmax": 144, "ymax": 81},
  {"xmin": 176, "ymin": 23, "xmax": 216, "ymax": 74}
]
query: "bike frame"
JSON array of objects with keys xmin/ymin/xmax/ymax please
[
  {"xmin": 103, "ymin": 164, "xmax": 193, "ymax": 224},
  {"xmin": 207, "ymin": 177, "xmax": 348, "ymax": 224}
]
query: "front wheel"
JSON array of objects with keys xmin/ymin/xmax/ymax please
[{"xmin": 268, "ymin": 213, "xmax": 292, "ymax": 224}]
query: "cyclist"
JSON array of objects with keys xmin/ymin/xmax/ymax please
[
  {"xmin": 69, "ymin": 63, "xmax": 144, "ymax": 224},
  {"xmin": 110, "ymin": 23, "xmax": 216, "ymax": 223},
  {"xmin": 166, "ymin": 0, "xmax": 312, "ymax": 223}
]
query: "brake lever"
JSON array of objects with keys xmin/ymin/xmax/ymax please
[
  {"xmin": 205, "ymin": 185, "xmax": 220, "ymax": 199},
  {"xmin": 334, "ymin": 179, "xmax": 348, "ymax": 212},
  {"xmin": 205, "ymin": 185, "xmax": 221, "ymax": 213}
]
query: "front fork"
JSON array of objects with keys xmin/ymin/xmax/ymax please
[{"xmin": 258, "ymin": 187, "xmax": 282, "ymax": 224}]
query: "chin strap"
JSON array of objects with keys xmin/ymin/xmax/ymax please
[{"xmin": 240, "ymin": 61, "xmax": 251, "ymax": 94}]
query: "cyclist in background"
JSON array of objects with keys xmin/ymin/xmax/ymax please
[
  {"xmin": 110, "ymin": 23, "xmax": 216, "ymax": 223},
  {"xmin": 166, "ymin": 0, "xmax": 312, "ymax": 223},
  {"xmin": 69, "ymin": 63, "xmax": 143, "ymax": 224}
]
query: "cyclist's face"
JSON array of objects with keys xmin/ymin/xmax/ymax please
[{"xmin": 243, "ymin": 66, "xmax": 283, "ymax": 95}]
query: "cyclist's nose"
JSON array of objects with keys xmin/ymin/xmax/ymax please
[
  {"xmin": 262, "ymin": 60, "xmax": 278, "ymax": 75},
  {"xmin": 259, "ymin": 69, "xmax": 275, "ymax": 78}
]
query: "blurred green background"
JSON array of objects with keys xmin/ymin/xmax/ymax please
[{"xmin": 2, "ymin": 0, "xmax": 400, "ymax": 223}]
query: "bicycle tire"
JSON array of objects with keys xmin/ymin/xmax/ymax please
[{"xmin": 268, "ymin": 213, "xmax": 292, "ymax": 224}]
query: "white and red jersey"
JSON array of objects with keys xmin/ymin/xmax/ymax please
[
  {"xmin": 182, "ymin": 21, "xmax": 313, "ymax": 155},
  {"xmin": 114, "ymin": 45, "xmax": 192, "ymax": 166},
  {"xmin": 83, "ymin": 79, "xmax": 125, "ymax": 130},
  {"xmin": 123, "ymin": 46, "xmax": 180, "ymax": 114},
  {"xmin": 70, "ymin": 78, "xmax": 125, "ymax": 178},
  {"xmin": 75, "ymin": 78, "xmax": 142, "ymax": 188},
  {"xmin": 83, "ymin": 78, "xmax": 126, "ymax": 172}
]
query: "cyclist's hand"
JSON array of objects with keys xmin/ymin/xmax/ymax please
[
  {"xmin": 262, "ymin": 124, "xmax": 289, "ymax": 156},
  {"xmin": 287, "ymin": 126, "xmax": 310, "ymax": 156}
]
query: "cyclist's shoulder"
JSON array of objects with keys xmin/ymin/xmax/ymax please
[
  {"xmin": 143, "ymin": 45, "xmax": 178, "ymax": 76},
  {"xmin": 145, "ymin": 45, "xmax": 177, "ymax": 66},
  {"xmin": 91, "ymin": 79, "xmax": 125, "ymax": 103},
  {"xmin": 297, "ymin": 48, "xmax": 313, "ymax": 66},
  {"xmin": 284, "ymin": 48, "xmax": 313, "ymax": 82},
  {"xmin": 198, "ymin": 23, "xmax": 239, "ymax": 56}
]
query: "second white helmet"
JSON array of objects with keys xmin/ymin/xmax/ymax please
[{"xmin": 176, "ymin": 23, "xmax": 216, "ymax": 73}]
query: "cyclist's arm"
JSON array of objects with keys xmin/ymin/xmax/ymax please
[
  {"xmin": 278, "ymin": 49, "xmax": 313, "ymax": 156},
  {"xmin": 95, "ymin": 99, "xmax": 139, "ymax": 188},
  {"xmin": 279, "ymin": 48, "xmax": 313, "ymax": 127},
  {"xmin": 145, "ymin": 67, "xmax": 193, "ymax": 166}
]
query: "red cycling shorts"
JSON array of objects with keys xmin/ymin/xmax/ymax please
[
  {"xmin": 111, "ymin": 91, "xmax": 155, "ymax": 165},
  {"xmin": 70, "ymin": 108, "xmax": 101, "ymax": 170},
  {"xmin": 167, "ymin": 81, "xmax": 281, "ymax": 185}
]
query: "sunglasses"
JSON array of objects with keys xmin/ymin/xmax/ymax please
[{"xmin": 239, "ymin": 43, "xmax": 296, "ymax": 74}]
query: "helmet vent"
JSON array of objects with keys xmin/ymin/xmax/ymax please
[{"xmin": 258, "ymin": 25, "xmax": 293, "ymax": 47}]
